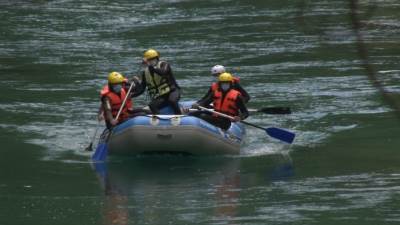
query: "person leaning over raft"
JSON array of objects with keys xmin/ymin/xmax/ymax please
[
  {"xmin": 192, "ymin": 72, "xmax": 249, "ymax": 130},
  {"xmin": 134, "ymin": 49, "xmax": 182, "ymax": 114},
  {"xmin": 99, "ymin": 72, "xmax": 142, "ymax": 129},
  {"xmin": 197, "ymin": 65, "xmax": 250, "ymax": 105}
]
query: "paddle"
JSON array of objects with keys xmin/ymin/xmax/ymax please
[
  {"xmin": 248, "ymin": 107, "xmax": 291, "ymax": 114},
  {"xmin": 92, "ymin": 80, "xmax": 136, "ymax": 161},
  {"xmin": 85, "ymin": 121, "xmax": 101, "ymax": 151},
  {"xmin": 209, "ymin": 103, "xmax": 291, "ymax": 115},
  {"xmin": 198, "ymin": 106, "xmax": 295, "ymax": 144}
]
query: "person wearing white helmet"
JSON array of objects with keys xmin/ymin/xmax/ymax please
[{"xmin": 196, "ymin": 65, "xmax": 250, "ymax": 106}]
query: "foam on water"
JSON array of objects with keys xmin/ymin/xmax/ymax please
[{"xmin": 1, "ymin": 0, "xmax": 399, "ymax": 161}]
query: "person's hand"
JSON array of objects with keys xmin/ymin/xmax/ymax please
[
  {"xmin": 130, "ymin": 76, "xmax": 140, "ymax": 84},
  {"xmin": 110, "ymin": 119, "xmax": 118, "ymax": 126},
  {"xmin": 148, "ymin": 65, "xmax": 155, "ymax": 73},
  {"xmin": 182, "ymin": 108, "xmax": 190, "ymax": 114},
  {"xmin": 233, "ymin": 116, "xmax": 241, "ymax": 122},
  {"xmin": 191, "ymin": 103, "xmax": 200, "ymax": 109},
  {"xmin": 97, "ymin": 113, "xmax": 104, "ymax": 121}
]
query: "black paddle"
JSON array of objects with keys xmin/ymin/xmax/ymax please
[
  {"xmin": 85, "ymin": 121, "xmax": 101, "ymax": 151},
  {"xmin": 249, "ymin": 106, "xmax": 291, "ymax": 114}
]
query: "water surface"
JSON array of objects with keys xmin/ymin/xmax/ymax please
[{"xmin": 1, "ymin": 0, "xmax": 400, "ymax": 224}]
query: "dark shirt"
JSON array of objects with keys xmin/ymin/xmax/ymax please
[
  {"xmin": 134, "ymin": 61, "xmax": 180, "ymax": 96},
  {"xmin": 233, "ymin": 82, "xmax": 250, "ymax": 103},
  {"xmin": 124, "ymin": 77, "xmax": 142, "ymax": 98}
]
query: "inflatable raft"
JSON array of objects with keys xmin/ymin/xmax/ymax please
[{"xmin": 98, "ymin": 102, "xmax": 245, "ymax": 156}]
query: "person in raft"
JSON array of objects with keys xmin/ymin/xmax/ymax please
[
  {"xmin": 98, "ymin": 72, "xmax": 143, "ymax": 129},
  {"xmin": 197, "ymin": 65, "xmax": 250, "ymax": 105},
  {"xmin": 192, "ymin": 72, "xmax": 249, "ymax": 130},
  {"xmin": 134, "ymin": 49, "xmax": 182, "ymax": 114}
]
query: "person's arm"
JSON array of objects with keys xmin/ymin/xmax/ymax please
[
  {"xmin": 236, "ymin": 95, "xmax": 249, "ymax": 120},
  {"xmin": 131, "ymin": 73, "xmax": 146, "ymax": 96},
  {"xmin": 101, "ymin": 96, "xmax": 117, "ymax": 126},
  {"xmin": 129, "ymin": 75, "xmax": 144, "ymax": 97},
  {"xmin": 150, "ymin": 61, "xmax": 181, "ymax": 89},
  {"xmin": 97, "ymin": 104, "xmax": 105, "ymax": 121},
  {"xmin": 150, "ymin": 61, "xmax": 171, "ymax": 77},
  {"xmin": 197, "ymin": 87, "xmax": 213, "ymax": 105},
  {"xmin": 197, "ymin": 87, "xmax": 214, "ymax": 107},
  {"xmin": 234, "ymin": 82, "xmax": 250, "ymax": 103}
]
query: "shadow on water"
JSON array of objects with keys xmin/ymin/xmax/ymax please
[{"xmin": 92, "ymin": 154, "xmax": 294, "ymax": 225}]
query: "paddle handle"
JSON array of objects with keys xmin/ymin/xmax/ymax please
[
  {"xmin": 239, "ymin": 120, "xmax": 265, "ymax": 130},
  {"xmin": 114, "ymin": 81, "xmax": 135, "ymax": 121},
  {"xmin": 198, "ymin": 106, "xmax": 235, "ymax": 120}
]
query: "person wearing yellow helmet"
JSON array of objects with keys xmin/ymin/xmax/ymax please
[
  {"xmin": 193, "ymin": 72, "xmax": 249, "ymax": 130},
  {"xmin": 99, "ymin": 72, "xmax": 142, "ymax": 128},
  {"xmin": 135, "ymin": 49, "xmax": 182, "ymax": 114}
]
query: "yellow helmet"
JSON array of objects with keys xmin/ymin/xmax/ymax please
[
  {"xmin": 218, "ymin": 72, "xmax": 233, "ymax": 82},
  {"xmin": 108, "ymin": 72, "xmax": 125, "ymax": 84},
  {"xmin": 143, "ymin": 49, "xmax": 159, "ymax": 60}
]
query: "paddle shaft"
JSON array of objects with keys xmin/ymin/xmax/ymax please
[
  {"xmin": 85, "ymin": 121, "xmax": 101, "ymax": 151},
  {"xmin": 239, "ymin": 120, "xmax": 265, "ymax": 130},
  {"xmin": 248, "ymin": 107, "xmax": 291, "ymax": 114},
  {"xmin": 209, "ymin": 103, "xmax": 290, "ymax": 114},
  {"xmin": 198, "ymin": 106, "xmax": 265, "ymax": 130},
  {"xmin": 114, "ymin": 81, "xmax": 136, "ymax": 121},
  {"xmin": 198, "ymin": 106, "xmax": 235, "ymax": 120}
]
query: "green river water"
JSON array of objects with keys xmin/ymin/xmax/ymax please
[{"xmin": 1, "ymin": 0, "xmax": 400, "ymax": 224}]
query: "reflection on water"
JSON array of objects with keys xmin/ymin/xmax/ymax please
[{"xmin": 92, "ymin": 155, "xmax": 294, "ymax": 225}]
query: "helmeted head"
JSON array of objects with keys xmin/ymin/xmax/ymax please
[
  {"xmin": 218, "ymin": 72, "xmax": 233, "ymax": 92},
  {"xmin": 108, "ymin": 72, "xmax": 125, "ymax": 94},
  {"xmin": 143, "ymin": 49, "xmax": 160, "ymax": 66},
  {"xmin": 211, "ymin": 65, "xmax": 226, "ymax": 77}
]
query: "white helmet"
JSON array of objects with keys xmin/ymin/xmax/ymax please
[{"xmin": 211, "ymin": 65, "xmax": 226, "ymax": 76}]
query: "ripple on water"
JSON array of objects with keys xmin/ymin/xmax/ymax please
[
  {"xmin": 220, "ymin": 173, "xmax": 400, "ymax": 223},
  {"xmin": 1, "ymin": 0, "xmax": 398, "ymax": 160}
]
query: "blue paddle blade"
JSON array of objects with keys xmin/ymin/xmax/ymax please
[
  {"xmin": 92, "ymin": 142, "xmax": 108, "ymax": 161},
  {"xmin": 266, "ymin": 127, "xmax": 296, "ymax": 144}
]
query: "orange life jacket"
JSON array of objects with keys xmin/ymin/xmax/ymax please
[
  {"xmin": 213, "ymin": 88, "xmax": 241, "ymax": 116},
  {"xmin": 100, "ymin": 85, "xmax": 133, "ymax": 123},
  {"xmin": 210, "ymin": 76, "xmax": 240, "ymax": 92}
]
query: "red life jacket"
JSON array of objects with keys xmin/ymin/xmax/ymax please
[
  {"xmin": 210, "ymin": 76, "xmax": 240, "ymax": 92},
  {"xmin": 213, "ymin": 88, "xmax": 241, "ymax": 116},
  {"xmin": 100, "ymin": 85, "xmax": 133, "ymax": 122}
]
